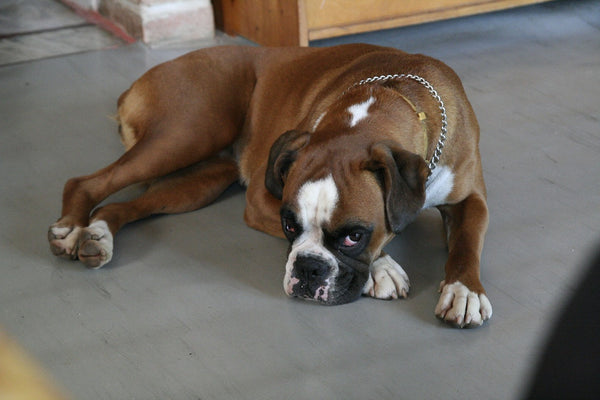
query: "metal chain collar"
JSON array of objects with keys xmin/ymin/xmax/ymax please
[{"xmin": 348, "ymin": 74, "xmax": 448, "ymax": 177}]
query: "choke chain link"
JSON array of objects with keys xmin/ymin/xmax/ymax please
[{"xmin": 349, "ymin": 74, "xmax": 448, "ymax": 177}]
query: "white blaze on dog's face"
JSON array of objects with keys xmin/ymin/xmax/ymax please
[{"xmin": 282, "ymin": 175, "xmax": 339, "ymax": 302}]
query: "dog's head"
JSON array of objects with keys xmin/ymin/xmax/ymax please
[{"xmin": 266, "ymin": 129, "xmax": 429, "ymax": 305}]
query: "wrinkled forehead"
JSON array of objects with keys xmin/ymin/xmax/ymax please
[{"xmin": 285, "ymin": 168, "xmax": 385, "ymax": 231}]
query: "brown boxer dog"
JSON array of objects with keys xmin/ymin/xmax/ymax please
[{"xmin": 48, "ymin": 44, "xmax": 492, "ymax": 328}]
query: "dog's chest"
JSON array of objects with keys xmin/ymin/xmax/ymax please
[{"xmin": 423, "ymin": 165, "xmax": 454, "ymax": 209}]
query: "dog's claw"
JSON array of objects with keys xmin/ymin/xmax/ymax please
[{"xmin": 435, "ymin": 281, "xmax": 492, "ymax": 328}]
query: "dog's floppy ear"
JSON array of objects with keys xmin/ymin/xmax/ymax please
[
  {"xmin": 363, "ymin": 141, "xmax": 429, "ymax": 233},
  {"xmin": 265, "ymin": 130, "xmax": 310, "ymax": 199}
]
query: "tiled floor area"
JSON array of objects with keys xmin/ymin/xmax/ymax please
[{"xmin": 1, "ymin": 1, "xmax": 599, "ymax": 399}]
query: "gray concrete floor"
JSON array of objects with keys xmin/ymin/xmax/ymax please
[
  {"xmin": 1, "ymin": 1, "xmax": 599, "ymax": 399},
  {"xmin": 0, "ymin": 0, "xmax": 127, "ymax": 65}
]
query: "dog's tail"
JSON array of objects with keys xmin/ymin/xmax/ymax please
[{"xmin": 112, "ymin": 88, "xmax": 141, "ymax": 152}]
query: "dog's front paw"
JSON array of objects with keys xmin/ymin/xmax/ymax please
[
  {"xmin": 435, "ymin": 281, "xmax": 492, "ymax": 328},
  {"xmin": 363, "ymin": 254, "xmax": 410, "ymax": 299}
]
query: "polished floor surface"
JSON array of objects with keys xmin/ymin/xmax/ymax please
[{"xmin": 1, "ymin": 1, "xmax": 599, "ymax": 399}]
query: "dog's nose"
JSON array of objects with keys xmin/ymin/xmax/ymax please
[{"xmin": 294, "ymin": 255, "xmax": 330, "ymax": 281}]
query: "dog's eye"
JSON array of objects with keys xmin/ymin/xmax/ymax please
[
  {"xmin": 342, "ymin": 232, "xmax": 363, "ymax": 247},
  {"xmin": 282, "ymin": 217, "xmax": 300, "ymax": 239},
  {"xmin": 333, "ymin": 225, "xmax": 372, "ymax": 256},
  {"xmin": 284, "ymin": 219, "xmax": 297, "ymax": 233}
]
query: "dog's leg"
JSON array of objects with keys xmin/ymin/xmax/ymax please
[
  {"xmin": 48, "ymin": 165, "xmax": 124, "ymax": 261},
  {"xmin": 49, "ymin": 146, "xmax": 193, "ymax": 260},
  {"xmin": 49, "ymin": 46, "xmax": 257, "ymax": 263},
  {"xmin": 435, "ymin": 193, "xmax": 492, "ymax": 327},
  {"xmin": 64, "ymin": 156, "xmax": 239, "ymax": 268},
  {"xmin": 48, "ymin": 115, "xmax": 242, "ymax": 261}
]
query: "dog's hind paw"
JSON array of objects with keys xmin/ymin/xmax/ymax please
[
  {"xmin": 435, "ymin": 281, "xmax": 492, "ymax": 328},
  {"xmin": 48, "ymin": 220, "xmax": 113, "ymax": 269},
  {"xmin": 48, "ymin": 223, "xmax": 82, "ymax": 260},
  {"xmin": 77, "ymin": 221, "xmax": 114, "ymax": 269},
  {"xmin": 363, "ymin": 254, "xmax": 410, "ymax": 300}
]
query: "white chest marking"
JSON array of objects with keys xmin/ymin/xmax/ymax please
[
  {"xmin": 423, "ymin": 165, "xmax": 454, "ymax": 209},
  {"xmin": 347, "ymin": 96, "xmax": 376, "ymax": 127}
]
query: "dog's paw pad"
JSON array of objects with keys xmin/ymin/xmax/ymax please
[
  {"xmin": 363, "ymin": 255, "xmax": 410, "ymax": 300},
  {"xmin": 435, "ymin": 281, "xmax": 492, "ymax": 328},
  {"xmin": 77, "ymin": 221, "xmax": 113, "ymax": 269}
]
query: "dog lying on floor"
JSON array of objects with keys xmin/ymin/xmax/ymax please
[{"xmin": 48, "ymin": 44, "xmax": 492, "ymax": 328}]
